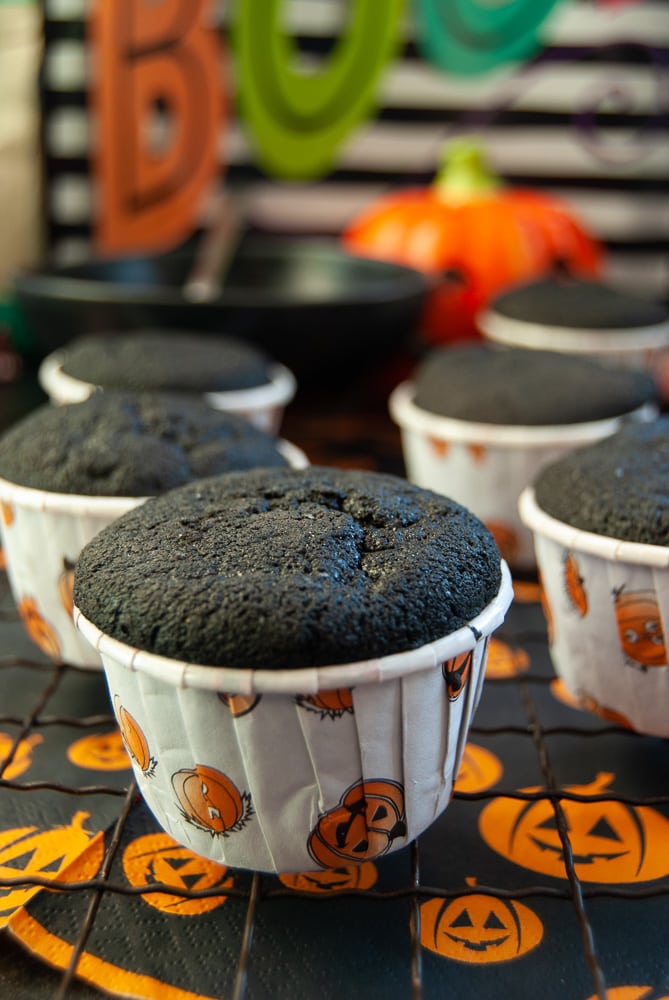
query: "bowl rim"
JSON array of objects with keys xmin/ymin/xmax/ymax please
[
  {"xmin": 518, "ymin": 486, "xmax": 669, "ymax": 568},
  {"xmin": 72, "ymin": 562, "xmax": 513, "ymax": 695},
  {"xmin": 388, "ymin": 380, "xmax": 657, "ymax": 448}
]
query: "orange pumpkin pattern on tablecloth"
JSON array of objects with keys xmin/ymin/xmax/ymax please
[
  {"xmin": 454, "ymin": 743, "xmax": 503, "ymax": 795},
  {"xmin": 485, "ymin": 638, "xmax": 529, "ymax": 679},
  {"xmin": 564, "ymin": 553, "xmax": 588, "ymax": 616},
  {"xmin": 17, "ymin": 597, "xmax": 61, "ymax": 660},
  {"xmin": 0, "ymin": 732, "xmax": 42, "ymax": 780},
  {"xmin": 67, "ymin": 730, "xmax": 131, "ymax": 771},
  {"xmin": 296, "ymin": 688, "xmax": 354, "ymax": 719},
  {"xmin": 278, "ymin": 861, "xmax": 378, "ymax": 894},
  {"xmin": 613, "ymin": 588, "xmax": 667, "ymax": 669},
  {"xmin": 122, "ymin": 831, "xmax": 235, "ymax": 915},
  {"xmin": 479, "ymin": 772, "xmax": 669, "ymax": 883},
  {"xmin": 172, "ymin": 764, "xmax": 252, "ymax": 837},
  {"xmin": 442, "ymin": 649, "xmax": 474, "ymax": 701},
  {"xmin": 114, "ymin": 697, "xmax": 156, "ymax": 777},
  {"xmin": 0, "ymin": 811, "xmax": 105, "ymax": 925},
  {"xmin": 420, "ymin": 880, "xmax": 543, "ymax": 964},
  {"xmin": 57, "ymin": 557, "xmax": 76, "ymax": 618},
  {"xmin": 308, "ymin": 778, "xmax": 406, "ymax": 868},
  {"xmin": 217, "ymin": 693, "xmax": 261, "ymax": 717}
]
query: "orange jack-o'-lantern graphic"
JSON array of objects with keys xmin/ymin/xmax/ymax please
[
  {"xmin": 0, "ymin": 548, "xmax": 5, "ymax": 571},
  {"xmin": 0, "ymin": 811, "xmax": 104, "ymax": 925},
  {"xmin": 67, "ymin": 730, "xmax": 131, "ymax": 771},
  {"xmin": 0, "ymin": 732, "xmax": 42, "ymax": 780},
  {"xmin": 0, "ymin": 501, "xmax": 14, "ymax": 526},
  {"xmin": 122, "ymin": 831, "xmax": 235, "ymax": 915},
  {"xmin": 217, "ymin": 693, "xmax": 261, "ymax": 717},
  {"xmin": 485, "ymin": 638, "xmax": 529, "ymax": 679},
  {"xmin": 586, "ymin": 988, "xmax": 669, "ymax": 1000},
  {"xmin": 479, "ymin": 771, "xmax": 669, "ymax": 883},
  {"xmin": 278, "ymin": 861, "xmax": 378, "ymax": 894},
  {"xmin": 467, "ymin": 443, "xmax": 486, "ymax": 463},
  {"xmin": 428, "ymin": 437, "xmax": 449, "ymax": 459},
  {"xmin": 113, "ymin": 697, "xmax": 156, "ymax": 778},
  {"xmin": 550, "ymin": 679, "xmax": 633, "ymax": 730},
  {"xmin": 614, "ymin": 588, "xmax": 667, "ymax": 669},
  {"xmin": 454, "ymin": 743, "xmax": 503, "ymax": 795},
  {"xmin": 296, "ymin": 688, "xmax": 354, "ymax": 720},
  {"xmin": 172, "ymin": 764, "xmax": 252, "ymax": 837},
  {"xmin": 443, "ymin": 649, "xmax": 474, "ymax": 701},
  {"xmin": 57, "ymin": 557, "xmax": 76, "ymax": 618},
  {"xmin": 17, "ymin": 597, "xmax": 61, "ymax": 660},
  {"xmin": 564, "ymin": 553, "xmax": 588, "ymax": 616},
  {"xmin": 420, "ymin": 880, "xmax": 543, "ymax": 964},
  {"xmin": 308, "ymin": 778, "xmax": 406, "ymax": 868},
  {"xmin": 485, "ymin": 521, "xmax": 519, "ymax": 566},
  {"xmin": 539, "ymin": 572, "xmax": 555, "ymax": 645}
]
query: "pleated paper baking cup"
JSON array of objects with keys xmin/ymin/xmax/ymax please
[
  {"xmin": 389, "ymin": 381, "xmax": 657, "ymax": 572},
  {"xmin": 0, "ymin": 440, "xmax": 307, "ymax": 671},
  {"xmin": 38, "ymin": 351, "xmax": 297, "ymax": 433},
  {"xmin": 519, "ymin": 487, "xmax": 669, "ymax": 737},
  {"xmin": 73, "ymin": 563, "xmax": 512, "ymax": 873},
  {"xmin": 479, "ymin": 308, "xmax": 669, "ymax": 373}
]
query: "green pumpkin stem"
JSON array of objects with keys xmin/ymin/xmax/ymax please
[{"xmin": 433, "ymin": 141, "xmax": 502, "ymax": 205}]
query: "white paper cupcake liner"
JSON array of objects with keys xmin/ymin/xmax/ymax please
[
  {"xmin": 73, "ymin": 563, "xmax": 512, "ymax": 872},
  {"xmin": 479, "ymin": 308, "xmax": 669, "ymax": 372},
  {"xmin": 519, "ymin": 487, "xmax": 669, "ymax": 737},
  {"xmin": 38, "ymin": 351, "xmax": 297, "ymax": 434},
  {"xmin": 0, "ymin": 440, "xmax": 308, "ymax": 670},
  {"xmin": 389, "ymin": 381, "xmax": 656, "ymax": 572}
]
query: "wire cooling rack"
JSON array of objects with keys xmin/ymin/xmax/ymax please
[{"xmin": 0, "ymin": 392, "xmax": 668, "ymax": 1000}]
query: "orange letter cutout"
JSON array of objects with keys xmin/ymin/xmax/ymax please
[{"xmin": 90, "ymin": 0, "xmax": 223, "ymax": 252}]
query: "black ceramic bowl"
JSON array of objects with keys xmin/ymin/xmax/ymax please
[{"xmin": 14, "ymin": 237, "xmax": 429, "ymax": 386}]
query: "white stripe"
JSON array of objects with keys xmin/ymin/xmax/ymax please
[
  {"xmin": 45, "ymin": 0, "xmax": 89, "ymax": 19},
  {"xmin": 45, "ymin": 107, "xmax": 91, "ymax": 157},
  {"xmin": 44, "ymin": 39, "xmax": 88, "ymax": 91},
  {"xmin": 50, "ymin": 174, "xmax": 93, "ymax": 222}
]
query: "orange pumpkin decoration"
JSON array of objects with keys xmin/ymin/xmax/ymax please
[
  {"xmin": 308, "ymin": 778, "xmax": 406, "ymax": 868},
  {"xmin": 479, "ymin": 771, "xmax": 669, "ymax": 883},
  {"xmin": 114, "ymin": 697, "xmax": 156, "ymax": 777},
  {"xmin": 172, "ymin": 764, "xmax": 252, "ymax": 837},
  {"xmin": 343, "ymin": 140, "xmax": 601, "ymax": 343},
  {"xmin": 122, "ymin": 831, "xmax": 235, "ymax": 915},
  {"xmin": 58, "ymin": 556, "xmax": 76, "ymax": 618},
  {"xmin": 539, "ymin": 572, "xmax": 555, "ymax": 645},
  {"xmin": 0, "ymin": 501, "xmax": 14, "ymax": 526},
  {"xmin": 442, "ymin": 649, "xmax": 474, "ymax": 701},
  {"xmin": 0, "ymin": 811, "xmax": 104, "ymax": 925},
  {"xmin": 420, "ymin": 880, "xmax": 543, "ymax": 964},
  {"xmin": 454, "ymin": 743, "xmax": 503, "ymax": 795},
  {"xmin": 278, "ymin": 861, "xmax": 378, "ymax": 894},
  {"xmin": 0, "ymin": 732, "xmax": 42, "ymax": 780},
  {"xmin": 296, "ymin": 688, "xmax": 354, "ymax": 719},
  {"xmin": 67, "ymin": 730, "xmax": 131, "ymax": 771},
  {"xmin": 564, "ymin": 553, "xmax": 588, "ymax": 617},
  {"xmin": 218, "ymin": 692, "xmax": 261, "ymax": 717},
  {"xmin": 614, "ymin": 588, "xmax": 667, "ymax": 669},
  {"xmin": 485, "ymin": 521, "xmax": 519, "ymax": 567},
  {"xmin": 586, "ymin": 989, "xmax": 669, "ymax": 1000},
  {"xmin": 485, "ymin": 638, "xmax": 529, "ymax": 680},
  {"xmin": 17, "ymin": 597, "xmax": 61, "ymax": 660}
]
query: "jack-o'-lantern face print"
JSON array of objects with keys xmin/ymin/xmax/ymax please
[
  {"xmin": 467, "ymin": 443, "xmax": 486, "ymax": 463},
  {"xmin": 485, "ymin": 638, "xmax": 529, "ymax": 679},
  {"xmin": 485, "ymin": 521, "xmax": 518, "ymax": 566},
  {"xmin": 217, "ymin": 693, "xmax": 261, "ymax": 717},
  {"xmin": 0, "ymin": 732, "xmax": 42, "ymax": 780},
  {"xmin": 564, "ymin": 553, "xmax": 588, "ymax": 616},
  {"xmin": 58, "ymin": 557, "xmax": 76, "ymax": 618},
  {"xmin": 122, "ymin": 831, "xmax": 235, "ymax": 915},
  {"xmin": 278, "ymin": 861, "xmax": 378, "ymax": 894},
  {"xmin": 428, "ymin": 437, "xmax": 449, "ymax": 459},
  {"xmin": 539, "ymin": 572, "xmax": 555, "ymax": 645},
  {"xmin": 443, "ymin": 649, "xmax": 474, "ymax": 701},
  {"xmin": 0, "ymin": 502, "xmax": 14, "ymax": 526},
  {"xmin": 454, "ymin": 743, "xmax": 503, "ymax": 795},
  {"xmin": 614, "ymin": 589, "xmax": 667, "ymax": 668},
  {"xmin": 308, "ymin": 778, "xmax": 406, "ymax": 868},
  {"xmin": 172, "ymin": 765, "xmax": 252, "ymax": 837},
  {"xmin": 17, "ymin": 597, "xmax": 61, "ymax": 660},
  {"xmin": 0, "ymin": 811, "xmax": 104, "ymax": 925},
  {"xmin": 549, "ymin": 679, "xmax": 633, "ymax": 730},
  {"xmin": 479, "ymin": 772, "xmax": 669, "ymax": 883},
  {"xmin": 67, "ymin": 730, "xmax": 131, "ymax": 771},
  {"xmin": 113, "ymin": 697, "xmax": 156, "ymax": 777},
  {"xmin": 296, "ymin": 688, "xmax": 354, "ymax": 719},
  {"xmin": 420, "ymin": 887, "xmax": 543, "ymax": 964}
]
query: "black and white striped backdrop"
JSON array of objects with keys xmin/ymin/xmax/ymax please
[{"xmin": 42, "ymin": 0, "xmax": 668, "ymax": 303}]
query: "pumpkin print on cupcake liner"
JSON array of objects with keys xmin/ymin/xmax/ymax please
[
  {"xmin": 479, "ymin": 772, "xmax": 669, "ymax": 884},
  {"xmin": 613, "ymin": 587, "xmax": 667, "ymax": 670},
  {"xmin": 564, "ymin": 553, "xmax": 588, "ymax": 617},
  {"xmin": 217, "ymin": 693, "xmax": 261, "ymax": 717},
  {"xmin": 57, "ymin": 556, "xmax": 76, "ymax": 618},
  {"xmin": 420, "ymin": 878, "xmax": 544, "ymax": 965},
  {"xmin": 308, "ymin": 778, "xmax": 407, "ymax": 869},
  {"xmin": 172, "ymin": 765, "xmax": 253, "ymax": 838},
  {"xmin": 485, "ymin": 521, "xmax": 519, "ymax": 568},
  {"xmin": 442, "ymin": 649, "xmax": 475, "ymax": 701},
  {"xmin": 17, "ymin": 596, "xmax": 61, "ymax": 660},
  {"xmin": 114, "ymin": 697, "xmax": 156, "ymax": 778},
  {"xmin": 550, "ymin": 678, "xmax": 634, "ymax": 730},
  {"xmin": 296, "ymin": 688, "xmax": 354, "ymax": 720}
]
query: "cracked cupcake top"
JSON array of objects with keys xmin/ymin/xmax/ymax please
[
  {"xmin": 0, "ymin": 392, "xmax": 288, "ymax": 496},
  {"xmin": 74, "ymin": 466, "xmax": 502, "ymax": 669}
]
